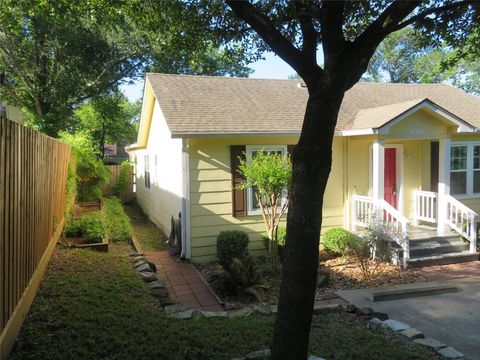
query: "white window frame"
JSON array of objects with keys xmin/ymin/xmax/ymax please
[
  {"xmin": 144, "ymin": 154, "xmax": 151, "ymax": 190},
  {"xmin": 245, "ymin": 145, "xmax": 288, "ymax": 216},
  {"xmin": 450, "ymin": 141, "xmax": 480, "ymax": 198}
]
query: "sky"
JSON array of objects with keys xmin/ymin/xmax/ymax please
[{"xmin": 120, "ymin": 52, "xmax": 297, "ymax": 102}]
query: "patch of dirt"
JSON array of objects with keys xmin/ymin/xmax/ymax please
[{"xmin": 194, "ymin": 252, "xmax": 426, "ymax": 308}]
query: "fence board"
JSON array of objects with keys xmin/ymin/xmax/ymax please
[
  {"xmin": 0, "ymin": 117, "xmax": 71, "ymax": 358},
  {"xmin": 101, "ymin": 164, "xmax": 134, "ymax": 203}
]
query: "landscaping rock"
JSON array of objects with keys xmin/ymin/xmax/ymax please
[
  {"xmin": 136, "ymin": 263, "xmax": 152, "ymax": 272},
  {"xmin": 228, "ymin": 308, "xmax": 253, "ymax": 318},
  {"xmin": 382, "ymin": 319, "xmax": 410, "ymax": 332},
  {"xmin": 139, "ymin": 271, "xmax": 156, "ymax": 282},
  {"xmin": 251, "ymin": 304, "xmax": 271, "ymax": 315},
  {"xmin": 164, "ymin": 304, "xmax": 185, "ymax": 314},
  {"xmin": 369, "ymin": 318, "xmax": 383, "ymax": 326},
  {"xmin": 371, "ymin": 311, "xmax": 389, "ymax": 321},
  {"xmin": 200, "ymin": 310, "xmax": 228, "ymax": 318},
  {"xmin": 317, "ymin": 270, "xmax": 330, "ymax": 288},
  {"xmin": 169, "ymin": 309, "xmax": 194, "ymax": 319},
  {"xmin": 159, "ymin": 297, "xmax": 177, "ymax": 307},
  {"xmin": 245, "ymin": 349, "xmax": 270, "ymax": 359},
  {"xmin": 356, "ymin": 307, "xmax": 373, "ymax": 316},
  {"xmin": 191, "ymin": 309, "xmax": 204, "ymax": 320},
  {"xmin": 413, "ymin": 338, "xmax": 447, "ymax": 351},
  {"xmin": 147, "ymin": 261, "xmax": 157, "ymax": 272},
  {"xmin": 148, "ymin": 279, "xmax": 166, "ymax": 289},
  {"xmin": 134, "ymin": 260, "xmax": 147, "ymax": 268},
  {"xmin": 129, "ymin": 252, "xmax": 144, "ymax": 257},
  {"xmin": 399, "ymin": 328, "xmax": 424, "ymax": 340},
  {"xmin": 308, "ymin": 356, "xmax": 325, "ymax": 360},
  {"xmin": 151, "ymin": 288, "xmax": 169, "ymax": 299},
  {"xmin": 343, "ymin": 304, "xmax": 357, "ymax": 313},
  {"xmin": 437, "ymin": 346, "xmax": 464, "ymax": 359},
  {"xmin": 313, "ymin": 304, "xmax": 342, "ymax": 314}
]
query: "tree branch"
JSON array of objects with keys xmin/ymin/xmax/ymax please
[
  {"xmin": 225, "ymin": 0, "xmax": 322, "ymax": 80},
  {"xmin": 295, "ymin": 1, "xmax": 318, "ymax": 65},
  {"xmin": 390, "ymin": 0, "xmax": 475, "ymax": 32},
  {"xmin": 320, "ymin": 1, "xmax": 346, "ymax": 65}
]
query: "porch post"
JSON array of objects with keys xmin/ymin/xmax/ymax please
[
  {"xmin": 372, "ymin": 139, "xmax": 385, "ymax": 202},
  {"xmin": 437, "ymin": 138, "xmax": 451, "ymax": 233}
]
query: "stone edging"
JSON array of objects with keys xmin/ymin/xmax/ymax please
[{"xmin": 129, "ymin": 253, "xmax": 178, "ymax": 307}]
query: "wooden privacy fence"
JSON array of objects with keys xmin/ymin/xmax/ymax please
[
  {"xmin": 0, "ymin": 117, "xmax": 71, "ymax": 358},
  {"xmin": 101, "ymin": 164, "xmax": 134, "ymax": 203}
]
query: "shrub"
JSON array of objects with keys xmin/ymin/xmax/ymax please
[
  {"xmin": 60, "ymin": 132, "xmax": 109, "ymax": 201},
  {"xmin": 322, "ymin": 228, "xmax": 357, "ymax": 254},
  {"xmin": 114, "ymin": 160, "xmax": 131, "ymax": 195},
  {"xmin": 347, "ymin": 236, "xmax": 377, "ymax": 280},
  {"xmin": 262, "ymin": 226, "xmax": 287, "ymax": 249},
  {"xmin": 216, "ymin": 230, "xmax": 250, "ymax": 267},
  {"xmin": 64, "ymin": 212, "xmax": 105, "ymax": 243},
  {"xmin": 81, "ymin": 212, "xmax": 105, "ymax": 243},
  {"xmin": 103, "ymin": 197, "xmax": 133, "ymax": 242}
]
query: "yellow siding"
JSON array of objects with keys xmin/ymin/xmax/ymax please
[{"xmin": 189, "ymin": 136, "xmax": 346, "ymax": 263}]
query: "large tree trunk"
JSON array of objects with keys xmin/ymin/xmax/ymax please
[{"xmin": 272, "ymin": 81, "xmax": 344, "ymax": 360}]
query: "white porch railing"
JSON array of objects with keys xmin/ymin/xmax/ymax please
[
  {"xmin": 445, "ymin": 195, "xmax": 478, "ymax": 253},
  {"xmin": 414, "ymin": 190, "xmax": 437, "ymax": 224},
  {"xmin": 352, "ymin": 195, "xmax": 410, "ymax": 267}
]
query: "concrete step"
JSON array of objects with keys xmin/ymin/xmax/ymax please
[
  {"xmin": 409, "ymin": 241, "xmax": 469, "ymax": 257},
  {"xmin": 369, "ymin": 284, "xmax": 459, "ymax": 302},
  {"xmin": 408, "ymin": 234, "xmax": 460, "ymax": 243},
  {"xmin": 407, "ymin": 251, "xmax": 479, "ymax": 268}
]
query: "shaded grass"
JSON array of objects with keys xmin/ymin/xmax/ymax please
[
  {"xmin": 10, "ymin": 248, "xmax": 438, "ymax": 360},
  {"xmin": 123, "ymin": 200, "xmax": 167, "ymax": 251}
]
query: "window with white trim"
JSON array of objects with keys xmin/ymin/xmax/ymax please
[
  {"xmin": 450, "ymin": 143, "xmax": 480, "ymax": 196},
  {"xmin": 144, "ymin": 155, "xmax": 151, "ymax": 189},
  {"xmin": 245, "ymin": 145, "xmax": 288, "ymax": 215}
]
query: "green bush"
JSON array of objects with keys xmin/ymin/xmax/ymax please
[
  {"xmin": 81, "ymin": 212, "xmax": 105, "ymax": 243},
  {"xmin": 60, "ymin": 132, "xmax": 109, "ymax": 201},
  {"xmin": 322, "ymin": 228, "xmax": 357, "ymax": 254},
  {"xmin": 216, "ymin": 230, "xmax": 250, "ymax": 267},
  {"xmin": 103, "ymin": 197, "xmax": 133, "ymax": 242},
  {"xmin": 64, "ymin": 211, "xmax": 105, "ymax": 243},
  {"xmin": 114, "ymin": 160, "xmax": 131, "ymax": 195}
]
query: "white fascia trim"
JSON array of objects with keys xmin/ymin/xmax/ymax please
[
  {"xmin": 181, "ymin": 138, "xmax": 191, "ymax": 259},
  {"xmin": 377, "ymin": 101, "xmax": 475, "ymax": 135},
  {"xmin": 171, "ymin": 131, "xmax": 301, "ymax": 138},
  {"xmin": 339, "ymin": 128, "xmax": 376, "ymax": 137}
]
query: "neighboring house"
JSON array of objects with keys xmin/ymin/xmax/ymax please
[
  {"xmin": 0, "ymin": 102, "xmax": 24, "ymax": 124},
  {"xmin": 103, "ymin": 143, "xmax": 130, "ymax": 165},
  {"xmin": 127, "ymin": 73, "xmax": 480, "ymax": 265}
]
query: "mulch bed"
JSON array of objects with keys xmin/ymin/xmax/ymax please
[{"xmin": 195, "ymin": 251, "xmax": 426, "ymax": 309}]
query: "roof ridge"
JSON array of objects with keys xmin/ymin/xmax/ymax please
[{"xmin": 146, "ymin": 73, "xmax": 299, "ymax": 82}]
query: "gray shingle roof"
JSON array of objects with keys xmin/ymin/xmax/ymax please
[{"xmin": 146, "ymin": 73, "xmax": 480, "ymax": 135}]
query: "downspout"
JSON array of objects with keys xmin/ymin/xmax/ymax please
[{"xmin": 181, "ymin": 138, "xmax": 191, "ymax": 259}]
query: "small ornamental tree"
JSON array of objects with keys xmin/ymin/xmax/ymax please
[{"xmin": 237, "ymin": 150, "xmax": 292, "ymax": 263}]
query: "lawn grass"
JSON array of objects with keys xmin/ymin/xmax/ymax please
[
  {"xmin": 123, "ymin": 200, "xmax": 167, "ymax": 251},
  {"xmin": 10, "ymin": 248, "xmax": 438, "ymax": 360}
]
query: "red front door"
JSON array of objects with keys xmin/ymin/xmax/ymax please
[{"xmin": 384, "ymin": 148, "xmax": 397, "ymax": 209}]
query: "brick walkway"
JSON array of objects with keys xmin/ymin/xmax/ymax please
[
  {"xmin": 145, "ymin": 251, "xmax": 223, "ymax": 311},
  {"xmin": 418, "ymin": 261, "xmax": 480, "ymax": 281}
]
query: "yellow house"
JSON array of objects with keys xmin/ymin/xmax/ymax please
[{"xmin": 127, "ymin": 73, "xmax": 480, "ymax": 267}]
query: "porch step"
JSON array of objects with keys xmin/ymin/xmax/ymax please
[
  {"xmin": 407, "ymin": 251, "xmax": 479, "ymax": 268},
  {"xmin": 409, "ymin": 239, "xmax": 469, "ymax": 257}
]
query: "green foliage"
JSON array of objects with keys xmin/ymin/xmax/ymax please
[
  {"xmin": 65, "ymin": 211, "xmax": 105, "ymax": 244},
  {"xmin": 114, "ymin": 161, "xmax": 132, "ymax": 195},
  {"xmin": 322, "ymin": 228, "xmax": 358, "ymax": 255},
  {"xmin": 64, "ymin": 163, "xmax": 77, "ymax": 224},
  {"xmin": 263, "ymin": 226, "xmax": 287, "ymax": 249},
  {"xmin": 216, "ymin": 230, "xmax": 250, "ymax": 267},
  {"xmin": 60, "ymin": 132, "xmax": 109, "ymax": 201},
  {"xmin": 212, "ymin": 255, "xmax": 267, "ymax": 302},
  {"xmin": 103, "ymin": 197, "xmax": 133, "ymax": 243},
  {"xmin": 237, "ymin": 151, "xmax": 292, "ymax": 200},
  {"xmin": 74, "ymin": 93, "xmax": 139, "ymax": 157}
]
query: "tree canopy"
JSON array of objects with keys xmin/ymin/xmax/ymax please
[{"xmin": 0, "ymin": 0, "xmax": 257, "ymax": 136}]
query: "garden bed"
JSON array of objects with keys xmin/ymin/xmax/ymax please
[
  {"xmin": 195, "ymin": 251, "xmax": 426, "ymax": 309},
  {"xmin": 73, "ymin": 199, "xmax": 102, "ymax": 219},
  {"xmin": 65, "ymin": 235, "xmax": 109, "ymax": 252}
]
